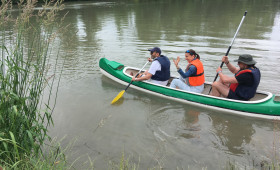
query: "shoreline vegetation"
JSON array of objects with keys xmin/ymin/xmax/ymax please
[
  {"xmin": 1, "ymin": 0, "xmax": 115, "ymax": 5},
  {"xmin": 0, "ymin": 0, "xmax": 67, "ymax": 169},
  {"xmin": 0, "ymin": 0, "xmax": 280, "ymax": 169}
]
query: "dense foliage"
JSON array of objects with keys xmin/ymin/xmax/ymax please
[{"xmin": 0, "ymin": 0, "xmax": 66, "ymax": 168}]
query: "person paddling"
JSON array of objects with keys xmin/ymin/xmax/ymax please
[
  {"xmin": 210, "ymin": 54, "xmax": 261, "ymax": 100},
  {"xmin": 132, "ymin": 47, "xmax": 171, "ymax": 86}
]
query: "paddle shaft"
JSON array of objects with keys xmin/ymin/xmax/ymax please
[
  {"xmin": 209, "ymin": 11, "xmax": 247, "ymax": 94},
  {"xmin": 124, "ymin": 61, "xmax": 150, "ymax": 91}
]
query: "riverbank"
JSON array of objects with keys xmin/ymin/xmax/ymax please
[
  {"xmin": 1, "ymin": 0, "xmax": 280, "ymax": 169},
  {"xmin": 0, "ymin": 0, "xmax": 66, "ymax": 168}
]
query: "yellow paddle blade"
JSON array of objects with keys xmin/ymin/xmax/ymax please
[{"xmin": 111, "ymin": 90, "xmax": 125, "ymax": 104}]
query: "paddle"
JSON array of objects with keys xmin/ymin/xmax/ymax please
[
  {"xmin": 111, "ymin": 61, "xmax": 150, "ymax": 104},
  {"xmin": 208, "ymin": 11, "xmax": 247, "ymax": 94}
]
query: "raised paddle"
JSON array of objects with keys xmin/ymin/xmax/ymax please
[
  {"xmin": 111, "ymin": 61, "xmax": 150, "ymax": 104},
  {"xmin": 208, "ymin": 11, "xmax": 247, "ymax": 94}
]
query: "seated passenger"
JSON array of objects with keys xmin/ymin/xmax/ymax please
[
  {"xmin": 170, "ymin": 49, "xmax": 205, "ymax": 93},
  {"xmin": 210, "ymin": 54, "xmax": 261, "ymax": 101},
  {"xmin": 132, "ymin": 47, "xmax": 171, "ymax": 86}
]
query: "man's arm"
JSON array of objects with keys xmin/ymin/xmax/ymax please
[
  {"xmin": 216, "ymin": 67, "xmax": 238, "ymax": 84},
  {"xmin": 218, "ymin": 72, "xmax": 238, "ymax": 84},
  {"xmin": 132, "ymin": 61, "xmax": 160, "ymax": 81},
  {"xmin": 222, "ymin": 56, "xmax": 239, "ymax": 74},
  {"xmin": 225, "ymin": 62, "xmax": 239, "ymax": 74},
  {"xmin": 132, "ymin": 72, "xmax": 152, "ymax": 81}
]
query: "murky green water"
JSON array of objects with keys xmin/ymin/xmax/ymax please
[{"xmin": 32, "ymin": 0, "xmax": 280, "ymax": 169}]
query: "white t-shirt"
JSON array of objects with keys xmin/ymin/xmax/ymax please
[
  {"xmin": 147, "ymin": 60, "xmax": 168, "ymax": 86},
  {"xmin": 148, "ymin": 60, "xmax": 161, "ymax": 75}
]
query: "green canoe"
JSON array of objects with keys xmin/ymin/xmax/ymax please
[{"xmin": 99, "ymin": 57, "xmax": 280, "ymax": 119}]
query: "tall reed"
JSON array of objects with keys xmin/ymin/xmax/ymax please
[{"xmin": 0, "ymin": 0, "xmax": 66, "ymax": 167}]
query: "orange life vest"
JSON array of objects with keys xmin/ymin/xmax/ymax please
[{"xmin": 186, "ymin": 59, "xmax": 205, "ymax": 86}]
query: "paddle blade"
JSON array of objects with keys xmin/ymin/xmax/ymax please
[{"xmin": 111, "ymin": 90, "xmax": 125, "ymax": 104}]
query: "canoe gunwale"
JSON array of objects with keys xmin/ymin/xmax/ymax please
[{"xmin": 123, "ymin": 66, "xmax": 273, "ymax": 104}]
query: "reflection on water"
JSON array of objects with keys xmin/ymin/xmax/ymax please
[
  {"xmin": 210, "ymin": 114, "xmax": 255, "ymax": 155},
  {"xmin": 8, "ymin": 0, "xmax": 278, "ymax": 168},
  {"xmin": 178, "ymin": 109, "xmax": 201, "ymax": 139},
  {"xmin": 269, "ymin": 12, "xmax": 280, "ymax": 41}
]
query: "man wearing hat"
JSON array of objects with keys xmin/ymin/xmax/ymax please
[
  {"xmin": 211, "ymin": 54, "xmax": 261, "ymax": 100},
  {"xmin": 132, "ymin": 47, "xmax": 171, "ymax": 86}
]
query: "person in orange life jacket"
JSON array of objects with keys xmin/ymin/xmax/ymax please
[
  {"xmin": 131, "ymin": 47, "xmax": 171, "ymax": 86},
  {"xmin": 210, "ymin": 54, "xmax": 261, "ymax": 101},
  {"xmin": 170, "ymin": 49, "xmax": 205, "ymax": 93}
]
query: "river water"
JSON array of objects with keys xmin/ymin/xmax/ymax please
[{"xmin": 40, "ymin": 0, "xmax": 280, "ymax": 169}]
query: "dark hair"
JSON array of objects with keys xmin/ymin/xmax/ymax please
[
  {"xmin": 247, "ymin": 64, "xmax": 256, "ymax": 68},
  {"xmin": 186, "ymin": 49, "xmax": 200, "ymax": 60}
]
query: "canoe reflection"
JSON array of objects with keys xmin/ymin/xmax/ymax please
[
  {"xmin": 180, "ymin": 108, "xmax": 255, "ymax": 155},
  {"xmin": 178, "ymin": 109, "xmax": 201, "ymax": 139},
  {"xmin": 210, "ymin": 113, "xmax": 255, "ymax": 155}
]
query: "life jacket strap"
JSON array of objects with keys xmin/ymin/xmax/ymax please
[{"xmin": 189, "ymin": 71, "xmax": 204, "ymax": 77}]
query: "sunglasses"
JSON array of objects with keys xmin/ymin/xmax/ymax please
[{"xmin": 185, "ymin": 50, "xmax": 194, "ymax": 56}]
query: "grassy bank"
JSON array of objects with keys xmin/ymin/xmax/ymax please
[
  {"xmin": 0, "ymin": 0, "xmax": 66, "ymax": 168},
  {"xmin": 0, "ymin": 138, "xmax": 68, "ymax": 169}
]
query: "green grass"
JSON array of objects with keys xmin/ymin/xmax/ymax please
[
  {"xmin": 0, "ymin": 0, "xmax": 66, "ymax": 167},
  {"xmin": 0, "ymin": 137, "xmax": 68, "ymax": 169},
  {"xmin": 107, "ymin": 152, "xmax": 140, "ymax": 170}
]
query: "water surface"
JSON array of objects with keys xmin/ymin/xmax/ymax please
[{"xmin": 39, "ymin": 0, "xmax": 280, "ymax": 169}]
